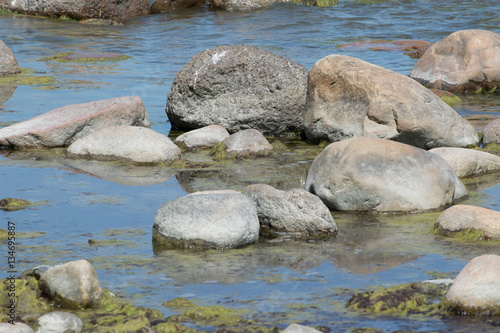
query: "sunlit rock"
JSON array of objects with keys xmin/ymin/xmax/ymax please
[
  {"xmin": 210, "ymin": 129, "xmax": 273, "ymax": 160},
  {"xmin": 174, "ymin": 124, "xmax": 230, "ymax": 150},
  {"xmin": 482, "ymin": 119, "xmax": 500, "ymax": 146},
  {"xmin": 0, "ymin": 40, "xmax": 20, "ymax": 75},
  {"xmin": 429, "ymin": 147, "xmax": 500, "ymax": 178},
  {"xmin": 36, "ymin": 311, "xmax": 83, "ymax": 333}
]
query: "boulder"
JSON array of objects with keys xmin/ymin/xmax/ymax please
[
  {"xmin": 0, "ymin": 322, "xmax": 34, "ymax": 333},
  {"xmin": 282, "ymin": 324, "xmax": 323, "ymax": 333},
  {"xmin": 243, "ymin": 184, "xmax": 336, "ymax": 236},
  {"xmin": 0, "ymin": 40, "xmax": 20, "ymax": 75},
  {"xmin": 409, "ymin": 30, "xmax": 500, "ymax": 94},
  {"xmin": 303, "ymin": 54, "xmax": 478, "ymax": 149},
  {"xmin": 36, "ymin": 311, "xmax": 83, "ymax": 333},
  {"xmin": 435, "ymin": 205, "xmax": 500, "ymax": 239},
  {"xmin": 0, "ymin": 96, "xmax": 150, "ymax": 149},
  {"xmin": 68, "ymin": 126, "xmax": 181, "ymax": 164},
  {"xmin": 39, "ymin": 259, "xmax": 102, "ymax": 309},
  {"xmin": 305, "ymin": 137, "xmax": 467, "ymax": 212},
  {"xmin": 208, "ymin": 0, "xmax": 277, "ymax": 11},
  {"xmin": 0, "ymin": 0, "xmax": 149, "ymax": 22},
  {"xmin": 213, "ymin": 129, "xmax": 273, "ymax": 159},
  {"xmin": 166, "ymin": 45, "xmax": 308, "ymax": 135},
  {"xmin": 153, "ymin": 190, "xmax": 260, "ymax": 249},
  {"xmin": 174, "ymin": 124, "xmax": 230, "ymax": 150},
  {"xmin": 482, "ymin": 119, "xmax": 500, "ymax": 146},
  {"xmin": 429, "ymin": 147, "xmax": 500, "ymax": 178},
  {"xmin": 150, "ymin": 0, "xmax": 206, "ymax": 14},
  {"xmin": 445, "ymin": 254, "xmax": 500, "ymax": 315}
]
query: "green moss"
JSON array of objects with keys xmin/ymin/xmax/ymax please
[
  {"xmin": 209, "ymin": 142, "xmax": 229, "ymax": 161},
  {"xmin": 316, "ymin": 0, "xmax": 339, "ymax": 6},
  {"xmin": 39, "ymin": 52, "xmax": 130, "ymax": 63},
  {"xmin": 432, "ymin": 226, "xmax": 491, "ymax": 241},
  {"xmin": 58, "ymin": 15, "xmax": 75, "ymax": 21},
  {"xmin": 475, "ymin": 87, "xmax": 484, "ymax": 94},
  {"xmin": 0, "ymin": 198, "xmax": 34, "ymax": 211},
  {"xmin": 350, "ymin": 328, "xmax": 383, "ymax": 333},
  {"xmin": 0, "ymin": 68, "xmax": 56, "ymax": 87},
  {"xmin": 440, "ymin": 93, "xmax": 462, "ymax": 106},
  {"xmin": 163, "ymin": 297, "xmax": 197, "ymax": 308}
]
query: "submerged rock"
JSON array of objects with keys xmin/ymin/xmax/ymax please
[
  {"xmin": 305, "ymin": 137, "xmax": 467, "ymax": 212},
  {"xmin": 0, "ymin": 39, "xmax": 21, "ymax": 75},
  {"xmin": 429, "ymin": 147, "xmax": 500, "ymax": 178},
  {"xmin": 39, "ymin": 259, "xmax": 103, "ymax": 309},
  {"xmin": 153, "ymin": 190, "xmax": 260, "ymax": 249},
  {"xmin": 482, "ymin": 119, "xmax": 500, "ymax": 146},
  {"xmin": 243, "ymin": 184, "xmax": 336, "ymax": 236},
  {"xmin": 36, "ymin": 311, "xmax": 83, "ymax": 333},
  {"xmin": 0, "ymin": 198, "xmax": 33, "ymax": 211},
  {"xmin": 210, "ymin": 129, "xmax": 273, "ymax": 160},
  {"xmin": 209, "ymin": 0, "xmax": 277, "ymax": 11},
  {"xmin": 174, "ymin": 124, "xmax": 230, "ymax": 150},
  {"xmin": 410, "ymin": 30, "xmax": 500, "ymax": 94},
  {"xmin": 41, "ymin": 52, "xmax": 127, "ymax": 62},
  {"xmin": 303, "ymin": 54, "xmax": 478, "ymax": 148},
  {"xmin": 166, "ymin": 44, "xmax": 307, "ymax": 135},
  {"xmin": 68, "ymin": 126, "xmax": 181, "ymax": 164},
  {"xmin": 434, "ymin": 205, "xmax": 500, "ymax": 240},
  {"xmin": 445, "ymin": 254, "xmax": 500, "ymax": 315},
  {"xmin": 0, "ymin": 96, "xmax": 150, "ymax": 149}
]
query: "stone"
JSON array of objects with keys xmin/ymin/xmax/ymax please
[
  {"xmin": 68, "ymin": 126, "xmax": 181, "ymax": 164},
  {"xmin": 429, "ymin": 89, "xmax": 462, "ymax": 106},
  {"xmin": 435, "ymin": 205, "xmax": 500, "ymax": 239},
  {"xmin": 305, "ymin": 137, "xmax": 467, "ymax": 212},
  {"xmin": 0, "ymin": 0, "xmax": 149, "ymax": 22},
  {"xmin": 39, "ymin": 259, "xmax": 102, "ymax": 309},
  {"xmin": 303, "ymin": 54, "xmax": 478, "ymax": 149},
  {"xmin": 0, "ymin": 96, "xmax": 150, "ymax": 149},
  {"xmin": 282, "ymin": 324, "xmax": 323, "ymax": 333},
  {"xmin": 409, "ymin": 30, "xmax": 500, "ymax": 94},
  {"xmin": 153, "ymin": 190, "xmax": 260, "ymax": 249},
  {"xmin": 243, "ymin": 184, "xmax": 336, "ymax": 236},
  {"xmin": 482, "ymin": 119, "xmax": 500, "ymax": 146},
  {"xmin": 429, "ymin": 147, "xmax": 500, "ymax": 178},
  {"xmin": 36, "ymin": 311, "xmax": 83, "ymax": 333},
  {"xmin": 174, "ymin": 125, "xmax": 230, "ymax": 149},
  {"xmin": 0, "ymin": 323, "xmax": 34, "ymax": 333},
  {"xmin": 216, "ymin": 129, "xmax": 273, "ymax": 159},
  {"xmin": 0, "ymin": 40, "xmax": 20, "ymax": 75},
  {"xmin": 150, "ymin": 0, "xmax": 206, "ymax": 14},
  {"xmin": 445, "ymin": 254, "xmax": 500, "ymax": 315},
  {"xmin": 45, "ymin": 52, "xmax": 126, "ymax": 62},
  {"xmin": 208, "ymin": 0, "xmax": 277, "ymax": 11},
  {"xmin": 166, "ymin": 45, "xmax": 307, "ymax": 135},
  {"xmin": 339, "ymin": 39, "xmax": 430, "ymax": 52}
]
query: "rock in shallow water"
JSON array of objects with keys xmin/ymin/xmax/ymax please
[
  {"xmin": 0, "ymin": 39, "xmax": 21, "ymax": 75},
  {"xmin": 209, "ymin": 0, "xmax": 277, "ymax": 11},
  {"xmin": 216, "ymin": 129, "xmax": 274, "ymax": 159},
  {"xmin": 68, "ymin": 125, "xmax": 181, "ymax": 164},
  {"xmin": 174, "ymin": 124, "xmax": 230, "ymax": 150},
  {"xmin": 305, "ymin": 137, "xmax": 467, "ymax": 212},
  {"xmin": 0, "ymin": 322, "xmax": 34, "ymax": 333},
  {"xmin": 303, "ymin": 54, "xmax": 478, "ymax": 148},
  {"xmin": 153, "ymin": 190, "xmax": 260, "ymax": 250},
  {"xmin": 435, "ymin": 205, "xmax": 500, "ymax": 240},
  {"xmin": 429, "ymin": 147, "xmax": 500, "ymax": 178},
  {"xmin": 482, "ymin": 119, "xmax": 500, "ymax": 146}
]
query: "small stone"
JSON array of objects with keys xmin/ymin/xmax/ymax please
[
  {"xmin": 0, "ymin": 40, "xmax": 21, "ymax": 75},
  {"xmin": 482, "ymin": 119, "xmax": 500, "ymax": 146},
  {"xmin": 218, "ymin": 129, "xmax": 273, "ymax": 159},
  {"xmin": 282, "ymin": 323, "xmax": 323, "ymax": 333},
  {"xmin": 36, "ymin": 311, "xmax": 83, "ymax": 333},
  {"xmin": 174, "ymin": 125, "xmax": 230, "ymax": 150},
  {"xmin": 435, "ymin": 205, "xmax": 500, "ymax": 239}
]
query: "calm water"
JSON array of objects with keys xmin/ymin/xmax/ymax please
[{"xmin": 1, "ymin": 1, "xmax": 500, "ymax": 332}]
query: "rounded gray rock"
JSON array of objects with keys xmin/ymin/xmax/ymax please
[
  {"xmin": 429, "ymin": 147, "xmax": 500, "ymax": 178},
  {"xmin": 153, "ymin": 190, "xmax": 260, "ymax": 249},
  {"xmin": 435, "ymin": 205, "xmax": 500, "ymax": 239},
  {"xmin": 36, "ymin": 312, "xmax": 83, "ymax": 333},
  {"xmin": 305, "ymin": 137, "xmax": 467, "ymax": 212},
  {"xmin": 166, "ymin": 44, "xmax": 307, "ymax": 135},
  {"xmin": 221, "ymin": 129, "xmax": 273, "ymax": 158},
  {"xmin": 243, "ymin": 184, "xmax": 336, "ymax": 236},
  {"xmin": 446, "ymin": 254, "xmax": 500, "ymax": 315},
  {"xmin": 174, "ymin": 125, "xmax": 230, "ymax": 149},
  {"xmin": 303, "ymin": 54, "xmax": 478, "ymax": 149},
  {"xmin": 482, "ymin": 118, "xmax": 500, "ymax": 146},
  {"xmin": 0, "ymin": 40, "xmax": 21, "ymax": 75},
  {"xmin": 68, "ymin": 126, "xmax": 181, "ymax": 164}
]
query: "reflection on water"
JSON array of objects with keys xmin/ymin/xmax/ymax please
[{"xmin": 1, "ymin": 1, "xmax": 500, "ymax": 331}]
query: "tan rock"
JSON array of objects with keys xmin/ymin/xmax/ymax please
[
  {"xmin": 0, "ymin": 40, "xmax": 20, "ymax": 75},
  {"xmin": 429, "ymin": 147, "xmax": 500, "ymax": 178},
  {"xmin": 435, "ymin": 205, "xmax": 500, "ymax": 239},
  {"xmin": 482, "ymin": 119, "xmax": 500, "ymax": 146},
  {"xmin": 174, "ymin": 125, "xmax": 230, "ymax": 149}
]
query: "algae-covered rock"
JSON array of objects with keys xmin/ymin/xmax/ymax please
[
  {"xmin": 39, "ymin": 51, "xmax": 129, "ymax": 62},
  {"xmin": 0, "ymin": 198, "xmax": 34, "ymax": 211}
]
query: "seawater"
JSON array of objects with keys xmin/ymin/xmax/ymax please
[{"xmin": 1, "ymin": 1, "xmax": 500, "ymax": 331}]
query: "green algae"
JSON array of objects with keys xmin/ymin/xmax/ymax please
[
  {"xmin": 87, "ymin": 238, "xmax": 138, "ymax": 248},
  {"xmin": 440, "ymin": 93, "xmax": 462, "ymax": 106},
  {"xmin": 0, "ymin": 198, "xmax": 39, "ymax": 211},
  {"xmin": 39, "ymin": 52, "xmax": 130, "ymax": 63},
  {"xmin": 209, "ymin": 142, "xmax": 229, "ymax": 161},
  {"xmin": 103, "ymin": 228, "xmax": 148, "ymax": 237},
  {"xmin": 0, "ymin": 67, "xmax": 56, "ymax": 87},
  {"xmin": 316, "ymin": 0, "xmax": 339, "ymax": 6},
  {"xmin": 432, "ymin": 226, "xmax": 500, "ymax": 242}
]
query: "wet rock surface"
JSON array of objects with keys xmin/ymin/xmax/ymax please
[
  {"xmin": 429, "ymin": 147, "xmax": 500, "ymax": 178},
  {"xmin": 303, "ymin": 54, "xmax": 478, "ymax": 148},
  {"xmin": 0, "ymin": 39, "xmax": 20, "ymax": 75},
  {"xmin": 166, "ymin": 44, "xmax": 307, "ymax": 135},
  {"xmin": 150, "ymin": 0, "xmax": 206, "ymax": 13},
  {"xmin": 243, "ymin": 183, "xmax": 337, "ymax": 236},
  {"xmin": 153, "ymin": 190, "xmax": 260, "ymax": 249},
  {"xmin": 306, "ymin": 137, "xmax": 467, "ymax": 212},
  {"xmin": 483, "ymin": 119, "xmax": 500, "ymax": 146},
  {"xmin": 68, "ymin": 125, "xmax": 181, "ymax": 164},
  {"xmin": 0, "ymin": 96, "xmax": 150, "ymax": 149},
  {"xmin": 435, "ymin": 205, "xmax": 500, "ymax": 240},
  {"xmin": 174, "ymin": 124, "xmax": 230, "ymax": 150},
  {"xmin": 410, "ymin": 30, "xmax": 500, "ymax": 94}
]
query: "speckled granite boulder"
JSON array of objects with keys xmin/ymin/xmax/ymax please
[{"xmin": 0, "ymin": 40, "xmax": 20, "ymax": 75}]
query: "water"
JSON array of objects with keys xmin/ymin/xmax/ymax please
[{"xmin": 1, "ymin": 1, "xmax": 500, "ymax": 331}]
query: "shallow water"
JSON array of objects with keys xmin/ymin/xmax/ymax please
[{"xmin": 1, "ymin": 1, "xmax": 500, "ymax": 331}]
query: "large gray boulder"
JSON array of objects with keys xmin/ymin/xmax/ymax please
[
  {"xmin": 429, "ymin": 147, "xmax": 500, "ymax": 178},
  {"xmin": 0, "ymin": 0, "xmax": 149, "ymax": 22},
  {"xmin": 435, "ymin": 205, "xmax": 500, "ymax": 240},
  {"xmin": 153, "ymin": 190, "xmax": 260, "ymax": 250},
  {"xmin": 0, "ymin": 40, "xmax": 20, "ymax": 75},
  {"xmin": 482, "ymin": 119, "xmax": 500, "ymax": 146},
  {"xmin": 68, "ymin": 126, "xmax": 181, "ymax": 164},
  {"xmin": 305, "ymin": 137, "xmax": 467, "ymax": 212},
  {"xmin": 410, "ymin": 30, "xmax": 500, "ymax": 94},
  {"xmin": 303, "ymin": 54, "xmax": 478, "ymax": 149},
  {"xmin": 445, "ymin": 254, "xmax": 500, "ymax": 315},
  {"xmin": 208, "ymin": 0, "xmax": 277, "ymax": 11},
  {"xmin": 39, "ymin": 260, "xmax": 102, "ymax": 309},
  {"xmin": 174, "ymin": 124, "xmax": 230, "ymax": 150},
  {"xmin": 243, "ymin": 184, "xmax": 336, "ymax": 236},
  {"xmin": 36, "ymin": 312, "xmax": 83, "ymax": 333},
  {"xmin": 0, "ymin": 96, "xmax": 150, "ymax": 149},
  {"xmin": 166, "ymin": 45, "xmax": 308, "ymax": 135}
]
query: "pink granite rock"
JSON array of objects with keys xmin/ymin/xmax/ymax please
[
  {"xmin": 0, "ymin": 39, "xmax": 21, "ymax": 75},
  {"xmin": 0, "ymin": 96, "xmax": 150, "ymax": 149}
]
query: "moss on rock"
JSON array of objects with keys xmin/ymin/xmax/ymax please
[
  {"xmin": 0, "ymin": 198, "xmax": 34, "ymax": 211},
  {"xmin": 0, "ymin": 68, "xmax": 56, "ymax": 87}
]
